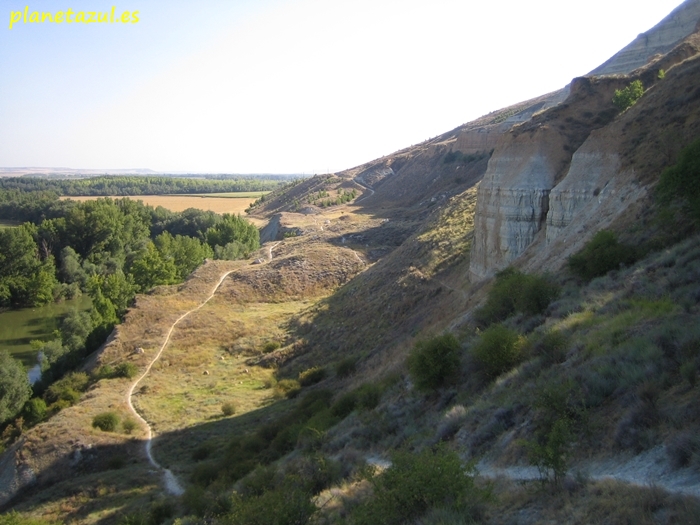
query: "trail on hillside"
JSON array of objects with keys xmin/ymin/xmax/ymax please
[
  {"xmin": 126, "ymin": 243, "xmax": 281, "ymax": 495},
  {"xmin": 353, "ymin": 175, "xmax": 374, "ymax": 202}
]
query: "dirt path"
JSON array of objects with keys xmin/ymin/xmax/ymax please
[
  {"xmin": 126, "ymin": 242, "xmax": 281, "ymax": 495},
  {"xmin": 353, "ymin": 175, "xmax": 375, "ymax": 202}
]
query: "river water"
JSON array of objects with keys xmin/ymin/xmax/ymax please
[{"xmin": 0, "ymin": 296, "xmax": 92, "ymax": 381}]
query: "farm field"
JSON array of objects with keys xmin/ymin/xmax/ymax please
[
  {"xmin": 0, "ymin": 219, "xmax": 20, "ymax": 228},
  {"xmin": 59, "ymin": 192, "xmax": 268, "ymax": 214}
]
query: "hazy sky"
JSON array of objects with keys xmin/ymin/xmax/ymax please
[{"xmin": 0, "ymin": 0, "xmax": 686, "ymax": 173}]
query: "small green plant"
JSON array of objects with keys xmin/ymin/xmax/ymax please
[
  {"xmin": 534, "ymin": 330, "xmax": 569, "ymax": 365},
  {"xmin": 92, "ymin": 411, "xmax": 120, "ymax": 432},
  {"xmin": 114, "ymin": 362, "xmax": 138, "ymax": 379},
  {"xmin": 335, "ymin": 356, "xmax": 357, "ymax": 378},
  {"xmin": 658, "ymin": 69, "xmax": 666, "ymax": 79},
  {"xmin": 298, "ymin": 366, "xmax": 326, "ymax": 387},
  {"xmin": 407, "ymin": 333, "xmax": 461, "ymax": 391},
  {"xmin": 122, "ymin": 417, "xmax": 138, "ymax": 434},
  {"xmin": 472, "ymin": 324, "xmax": 525, "ymax": 379},
  {"xmin": 221, "ymin": 401, "xmax": 236, "ymax": 416},
  {"xmin": 474, "ymin": 268, "xmax": 559, "ymax": 326},
  {"xmin": 568, "ymin": 230, "xmax": 638, "ymax": 280},
  {"xmin": 656, "ymin": 137, "xmax": 700, "ymax": 226},
  {"xmin": 262, "ymin": 340, "xmax": 281, "ymax": 353},
  {"xmin": 612, "ymin": 79, "xmax": 644, "ymax": 111},
  {"xmin": 22, "ymin": 398, "xmax": 47, "ymax": 425},
  {"xmin": 349, "ymin": 445, "xmax": 482, "ymax": 525},
  {"xmin": 274, "ymin": 379, "xmax": 301, "ymax": 399}
]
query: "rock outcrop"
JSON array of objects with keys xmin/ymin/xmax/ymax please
[
  {"xmin": 469, "ymin": 3, "xmax": 700, "ymax": 281},
  {"xmin": 589, "ymin": 0, "xmax": 700, "ymax": 76}
]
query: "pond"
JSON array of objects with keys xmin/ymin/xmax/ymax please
[{"xmin": 0, "ymin": 296, "xmax": 92, "ymax": 371}]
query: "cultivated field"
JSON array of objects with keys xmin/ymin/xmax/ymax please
[{"xmin": 60, "ymin": 193, "xmax": 267, "ymax": 214}]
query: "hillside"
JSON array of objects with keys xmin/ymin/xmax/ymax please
[{"xmin": 3, "ymin": 2, "xmax": 700, "ymax": 524}]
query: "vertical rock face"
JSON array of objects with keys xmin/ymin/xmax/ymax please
[
  {"xmin": 468, "ymin": 76, "xmax": 627, "ymax": 282},
  {"xmin": 469, "ymin": 141, "xmax": 562, "ymax": 281},
  {"xmin": 545, "ymin": 147, "xmax": 621, "ymax": 243}
]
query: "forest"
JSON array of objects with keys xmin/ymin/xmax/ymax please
[
  {"xmin": 0, "ymin": 188, "xmax": 260, "ymax": 434},
  {"xmin": 0, "ymin": 175, "xmax": 288, "ymax": 196}
]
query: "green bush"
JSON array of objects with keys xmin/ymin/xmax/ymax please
[
  {"xmin": 262, "ymin": 340, "xmax": 281, "ymax": 353},
  {"xmin": 474, "ymin": 268, "xmax": 559, "ymax": 326},
  {"xmin": 92, "ymin": 411, "xmax": 120, "ymax": 432},
  {"xmin": 227, "ymin": 480, "xmax": 316, "ymax": 525},
  {"xmin": 349, "ymin": 446, "xmax": 481, "ymax": 525},
  {"xmin": 0, "ymin": 511, "xmax": 52, "ymax": 525},
  {"xmin": 472, "ymin": 324, "xmax": 524, "ymax": 379},
  {"xmin": 222, "ymin": 401, "xmax": 236, "ymax": 416},
  {"xmin": 122, "ymin": 417, "xmax": 138, "ymax": 434},
  {"xmin": 274, "ymin": 379, "xmax": 302, "ymax": 399},
  {"xmin": 335, "ymin": 356, "xmax": 357, "ymax": 378},
  {"xmin": 23, "ymin": 398, "xmax": 47, "ymax": 425},
  {"xmin": 407, "ymin": 333, "xmax": 461, "ymax": 391},
  {"xmin": 612, "ymin": 79, "xmax": 644, "ymax": 111},
  {"xmin": 656, "ymin": 137, "xmax": 700, "ymax": 226},
  {"xmin": 534, "ymin": 330, "xmax": 569, "ymax": 365},
  {"xmin": 331, "ymin": 391, "xmax": 358, "ymax": 418},
  {"xmin": 43, "ymin": 371, "xmax": 89, "ymax": 404},
  {"xmin": 568, "ymin": 230, "xmax": 638, "ymax": 280},
  {"xmin": 298, "ymin": 366, "xmax": 326, "ymax": 387},
  {"xmin": 114, "ymin": 362, "xmax": 138, "ymax": 379},
  {"xmin": 356, "ymin": 383, "xmax": 382, "ymax": 409}
]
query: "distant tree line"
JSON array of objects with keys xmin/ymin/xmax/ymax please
[
  {"xmin": 0, "ymin": 190, "xmax": 259, "ymax": 430},
  {"xmin": 0, "ymin": 175, "xmax": 283, "ymax": 196}
]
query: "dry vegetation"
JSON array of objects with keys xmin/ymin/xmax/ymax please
[{"xmin": 60, "ymin": 194, "xmax": 259, "ymax": 214}]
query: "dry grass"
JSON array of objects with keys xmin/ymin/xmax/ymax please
[{"xmin": 60, "ymin": 194, "xmax": 258, "ymax": 214}]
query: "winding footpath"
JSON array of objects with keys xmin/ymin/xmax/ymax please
[{"xmin": 126, "ymin": 243, "xmax": 280, "ymax": 495}]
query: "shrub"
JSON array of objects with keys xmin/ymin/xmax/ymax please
[
  {"xmin": 43, "ymin": 371, "xmax": 89, "ymax": 404},
  {"xmin": 298, "ymin": 366, "xmax": 326, "ymax": 387},
  {"xmin": 92, "ymin": 411, "xmax": 120, "ymax": 432},
  {"xmin": 262, "ymin": 340, "xmax": 281, "ymax": 353},
  {"xmin": 23, "ymin": 398, "xmax": 47, "ymax": 425},
  {"xmin": 331, "ymin": 391, "xmax": 358, "ymax": 418},
  {"xmin": 222, "ymin": 401, "xmax": 236, "ymax": 416},
  {"xmin": 474, "ymin": 268, "xmax": 559, "ymax": 326},
  {"xmin": 407, "ymin": 333, "xmax": 461, "ymax": 391},
  {"xmin": 356, "ymin": 383, "xmax": 382, "ymax": 409},
  {"xmin": 114, "ymin": 362, "xmax": 138, "ymax": 379},
  {"xmin": 656, "ymin": 137, "xmax": 700, "ymax": 226},
  {"xmin": 227, "ymin": 480, "xmax": 316, "ymax": 525},
  {"xmin": 472, "ymin": 324, "xmax": 524, "ymax": 379},
  {"xmin": 349, "ymin": 446, "xmax": 481, "ymax": 525},
  {"xmin": 335, "ymin": 356, "xmax": 357, "ymax": 378},
  {"xmin": 534, "ymin": 330, "xmax": 569, "ymax": 365},
  {"xmin": 274, "ymin": 379, "xmax": 301, "ymax": 399},
  {"xmin": 568, "ymin": 230, "xmax": 638, "ymax": 280},
  {"xmin": 122, "ymin": 417, "xmax": 138, "ymax": 434},
  {"xmin": 612, "ymin": 79, "xmax": 644, "ymax": 111}
]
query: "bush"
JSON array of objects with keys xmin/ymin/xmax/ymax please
[
  {"xmin": 274, "ymin": 379, "xmax": 301, "ymax": 399},
  {"xmin": 568, "ymin": 230, "xmax": 638, "ymax": 280},
  {"xmin": 331, "ymin": 391, "xmax": 358, "ymax": 418},
  {"xmin": 474, "ymin": 268, "xmax": 559, "ymax": 326},
  {"xmin": 227, "ymin": 480, "xmax": 316, "ymax": 525},
  {"xmin": 298, "ymin": 366, "xmax": 326, "ymax": 387},
  {"xmin": 262, "ymin": 340, "xmax": 281, "ymax": 353},
  {"xmin": 92, "ymin": 411, "xmax": 120, "ymax": 432},
  {"xmin": 122, "ymin": 417, "xmax": 138, "ymax": 434},
  {"xmin": 656, "ymin": 137, "xmax": 700, "ymax": 226},
  {"xmin": 222, "ymin": 401, "xmax": 236, "ymax": 416},
  {"xmin": 534, "ymin": 330, "xmax": 569, "ymax": 365},
  {"xmin": 114, "ymin": 362, "xmax": 138, "ymax": 379},
  {"xmin": 407, "ymin": 333, "xmax": 461, "ymax": 391},
  {"xmin": 23, "ymin": 398, "xmax": 47, "ymax": 425},
  {"xmin": 472, "ymin": 324, "xmax": 524, "ymax": 379},
  {"xmin": 612, "ymin": 79, "xmax": 644, "ymax": 111},
  {"xmin": 349, "ymin": 446, "xmax": 481, "ymax": 525},
  {"xmin": 356, "ymin": 383, "xmax": 382, "ymax": 410},
  {"xmin": 335, "ymin": 356, "xmax": 357, "ymax": 378}
]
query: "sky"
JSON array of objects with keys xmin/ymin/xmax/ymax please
[{"xmin": 0, "ymin": 0, "xmax": 687, "ymax": 174}]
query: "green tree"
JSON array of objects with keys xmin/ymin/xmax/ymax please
[
  {"xmin": 129, "ymin": 241, "xmax": 178, "ymax": 291},
  {"xmin": 612, "ymin": 79, "xmax": 644, "ymax": 111},
  {"xmin": 407, "ymin": 333, "xmax": 461, "ymax": 391},
  {"xmin": 0, "ymin": 351, "xmax": 32, "ymax": 425},
  {"xmin": 154, "ymin": 231, "xmax": 213, "ymax": 280}
]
